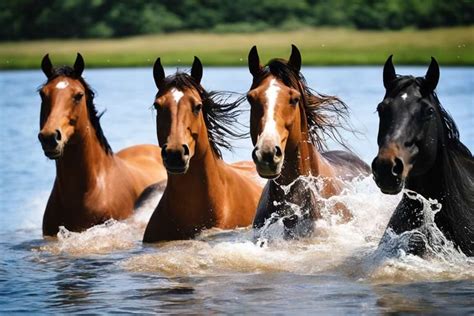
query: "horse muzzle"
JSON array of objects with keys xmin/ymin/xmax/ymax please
[
  {"xmin": 252, "ymin": 145, "xmax": 283, "ymax": 179},
  {"xmin": 371, "ymin": 156, "xmax": 405, "ymax": 194},
  {"xmin": 161, "ymin": 144, "xmax": 190, "ymax": 174},
  {"xmin": 38, "ymin": 129, "xmax": 63, "ymax": 159}
]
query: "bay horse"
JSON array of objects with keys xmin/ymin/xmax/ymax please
[
  {"xmin": 247, "ymin": 45, "xmax": 370, "ymax": 238},
  {"xmin": 38, "ymin": 53, "xmax": 167, "ymax": 236},
  {"xmin": 372, "ymin": 55, "xmax": 473, "ymax": 256},
  {"xmin": 143, "ymin": 56, "xmax": 263, "ymax": 243}
]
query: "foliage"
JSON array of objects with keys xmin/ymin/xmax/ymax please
[{"xmin": 0, "ymin": 0, "xmax": 473, "ymax": 40}]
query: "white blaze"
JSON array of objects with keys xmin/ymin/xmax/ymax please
[
  {"xmin": 171, "ymin": 88, "xmax": 184, "ymax": 104},
  {"xmin": 258, "ymin": 79, "xmax": 281, "ymax": 143},
  {"xmin": 55, "ymin": 81, "xmax": 69, "ymax": 89},
  {"xmin": 401, "ymin": 93, "xmax": 408, "ymax": 101}
]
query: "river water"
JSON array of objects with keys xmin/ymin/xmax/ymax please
[{"xmin": 0, "ymin": 66, "xmax": 473, "ymax": 313}]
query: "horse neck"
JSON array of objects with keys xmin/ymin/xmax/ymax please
[
  {"xmin": 275, "ymin": 105, "xmax": 324, "ymax": 186},
  {"xmin": 405, "ymin": 132, "xmax": 474, "ymax": 253},
  {"xmin": 55, "ymin": 119, "xmax": 113, "ymax": 194},
  {"xmin": 165, "ymin": 128, "xmax": 223, "ymax": 220}
]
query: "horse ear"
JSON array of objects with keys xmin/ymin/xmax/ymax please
[
  {"xmin": 191, "ymin": 56, "xmax": 203, "ymax": 84},
  {"xmin": 73, "ymin": 53, "xmax": 85, "ymax": 77},
  {"xmin": 153, "ymin": 57, "xmax": 165, "ymax": 89},
  {"xmin": 383, "ymin": 55, "xmax": 396, "ymax": 90},
  {"xmin": 41, "ymin": 54, "xmax": 53, "ymax": 78},
  {"xmin": 248, "ymin": 45, "xmax": 262, "ymax": 77},
  {"xmin": 288, "ymin": 44, "xmax": 301, "ymax": 72},
  {"xmin": 424, "ymin": 57, "xmax": 439, "ymax": 91}
]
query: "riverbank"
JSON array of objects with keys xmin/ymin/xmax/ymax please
[{"xmin": 0, "ymin": 26, "xmax": 472, "ymax": 69}]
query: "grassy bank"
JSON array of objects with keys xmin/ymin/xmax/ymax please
[{"xmin": 0, "ymin": 27, "xmax": 472, "ymax": 69}]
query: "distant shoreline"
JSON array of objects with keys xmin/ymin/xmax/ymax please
[{"xmin": 1, "ymin": 27, "xmax": 472, "ymax": 69}]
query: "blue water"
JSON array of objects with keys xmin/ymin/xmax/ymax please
[{"xmin": 0, "ymin": 67, "xmax": 473, "ymax": 313}]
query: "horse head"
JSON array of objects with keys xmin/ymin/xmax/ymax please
[
  {"xmin": 152, "ymin": 57, "xmax": 206, "ymax": 174},
  {"xmin": 38, "ymin": 53, "xmax": 90, "ymax": 159},
  {"xmin": 247, "ymin": 45, "xmax": 304, "ymax": 179},
  {"xmin": 372, "ymin": 55, "xmax": 441, "ymax": 194}
]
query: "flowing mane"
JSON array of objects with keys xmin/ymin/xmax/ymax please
[
  {"xmin": 39, "ymin": 66, "xmax": 112, "ymax": 154},
  {"xmin": 393, "ymin": 75, "xmax": 474, "ymax": 253},
  {"xmin": 251, "ymin": 58, "xmax": 350, "ymax": 150},
  {"xmin": 157, "ymin": 72, "xmax": 245, "ymax": 159}
]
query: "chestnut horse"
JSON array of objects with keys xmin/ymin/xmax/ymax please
[
  {"xmin": 247, "ymin": 45, "xmax": 370, "ymax": 238},
  {"xmin": 38, "ymin": 54, "xmax": 167, "ymax": 236},
  {"xmin": 143, "ymin": 57, "xmax": 262, "ymax": 242},
  {"xmin": 372, "ymin": 56, "xmax": 473, "ymax": 256}
]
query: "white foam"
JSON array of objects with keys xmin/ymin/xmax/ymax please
[{"xmin": 30, "ymin": 175, "xmax": 472, "ymax": 282}]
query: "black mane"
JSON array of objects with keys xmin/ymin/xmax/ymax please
[
  {"xmin": 158, "ymin": 72, "xmax": 245, "ymax": 159},
  {"xmin": 40, "ymin": 66, "xmax": 112, "ymax": 154},
  {"xmin": 394, "ymin": 75, "xmax": 474, "ymax": 255},
  {"xmin": 253, "ymin": 58, "xmax": 351, "ymax": 151}
]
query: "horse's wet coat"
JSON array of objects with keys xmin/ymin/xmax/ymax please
[
  {"xmin": 372, "ymin": 56, "xmax": 474, "ymax": 256},
  {"xmin": 143, "ymin": 57, "xmax": 263, "ymax": 243},
  {"xmin": 38, "ymin": 54, "xmax": 167, "ymax": 235},
  {"xmin": 247, "ymin": 45, "xmax": 370, "ymax": 238}
]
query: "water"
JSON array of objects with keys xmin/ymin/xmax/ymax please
[{"xmin": 1, "ymin": 66, "xmax": 473, "ymax": 313}]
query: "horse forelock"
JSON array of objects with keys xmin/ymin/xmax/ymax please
[{"xmin": 40, "ymin": 66, "xmax": 112, "ymax": 155}]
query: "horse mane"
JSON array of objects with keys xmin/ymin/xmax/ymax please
[
  {"xmin": 394, "ymin": 75, "xmax": 474, "ymax": 254},
  {"xmin": 253, "ymin": 58, "xmax": 351, "ymax": 150},
  {"xmin": 158, "ymin": 72, "xmax": 246, "ymax": 159},
  {"xmin": 40, "ymin": 66, "xmax": 112, "ymax": 155}
]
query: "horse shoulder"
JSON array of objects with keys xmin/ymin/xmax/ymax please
[
  {"xmin": 115, "ymin": 144, "xmax": 167, "ymax": 186},
  {"xmin": 321, "ymin": 150, "xmax": 371, "ymax": 179},
  {"xmin": 215, "ymin": 162, "xmax": 262, "ymax": 227}
]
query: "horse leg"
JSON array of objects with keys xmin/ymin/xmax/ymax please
[{"xmin": 42, "ymin": 185, "xmax": 61, "ymax": 236}]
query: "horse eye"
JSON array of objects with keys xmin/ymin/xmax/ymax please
[
  {"xmin": 193, "ymin": 104, "xmax": 202, "ymax": 115},
  {"xmin": 290, "ymin": 97, "xmax": 299, "ymax": 106},
  {"xmin": 73, "ymin": 93, "xmax": 84, "ymax": 102},
  {"xmin": 425, "ymin": 107, "xmax": 435, "ymax": 118}
]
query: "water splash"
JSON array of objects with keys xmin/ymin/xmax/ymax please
[
  {"xmin": 122, "ymin": 176, "xmax": 473, "ymax": 282},
  {"xmin": 28, "ymin": 176, "xmax": 472, "ymax": 283},
  {"xmin": 39, "ymin": 191, "xmax": 161, "ymax": 255},
  {"xmin": 366, "ymin": 189, "xmax": 473, "ymax": 283}
]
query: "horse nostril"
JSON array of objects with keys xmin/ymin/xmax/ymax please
[
  {"xmin": 161, "ymin": 145, "xmax": 168, "ymax": 160},
  {"xmin": 392, "ymin": 157, "xmax": 404, "ymax": 176},
  {"xmin": 252, "ymin": 147, "xmax": 259, "ymax": 162},
  {"xmin": 404, "ymin": 140, "xmax": 415, "ymax": 148},
  {"xmin": 38, "ymin": 133, "xmax": 44, "ymax": 142},
  {"xmin": 275, "ymin": 146, "xmax": 282, "ymax": 158},
  {"xmin": 55, "ymin": 129, "xmax": 62, "ymax": 141},
  {"xmin": 371, "ymin": 158, "xmax": 379, "ymax": 176},
  {"xmin": 182, "ymin": 144, "xmax": 190, "ymax": 156}
]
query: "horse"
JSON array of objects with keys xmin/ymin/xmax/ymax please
[
  {"xmin": 372, "ymin": 55, "xmax": 474, "ymax": 256},
  {"xmin": 143, "ymin": 56, "xmax": 263, "ymax": 243},
  {"xmin": 38, "ymin": 53, "xmax": 167, "ymax": 236},
  {"xmin": 247, "ymin": 45, "xmax": 370, "ymax": 238}
]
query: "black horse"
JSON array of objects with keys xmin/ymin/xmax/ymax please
[{"xmin": 372, "ymin": 55, "xmax": 473, "ymax": 256}]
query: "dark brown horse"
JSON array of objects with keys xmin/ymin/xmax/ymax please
[
  {"xmin": 143, "ymin": 57, "xmax": 263, "ymax": 243},
  {"xmin": 372, "ymin": 56, "xmax": 473, "ymax": 256},
  {"xmin": 38, "ymin": 54, "xmax": 167, "ymax": 236},
  {"xmin": 247, "ymin": 45, "xmax": 370, "ymax": 238}
]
